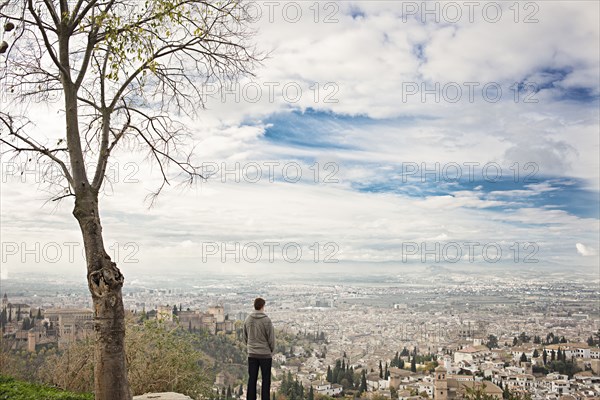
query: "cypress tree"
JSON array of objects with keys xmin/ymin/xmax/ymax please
[
  {"xmin": 360, "ymin": 370, "xmax": 367, "ymax": 393},
  {"xmin": 347, "ymin": 366, "xmax": 354, "ymax": 387},
  {"xmin": 337, "ymin": 370, "xmax": 345, "ymax": 385},
  {"xmin": 333, "ymin": 359, "xmax": 342, "ymax": 383},
  {"xmin": 281, "ymin": 370, "xmax": 288, "ymax": 394}
]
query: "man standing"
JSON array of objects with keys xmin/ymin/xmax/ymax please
[{"xmin": 244, "ymin": 297, "xmax": 275, "ymax": 400}]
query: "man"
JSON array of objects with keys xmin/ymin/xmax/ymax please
[{"xmin": 244, "ymin": 297, "xmax": 275, "ymax": 400}]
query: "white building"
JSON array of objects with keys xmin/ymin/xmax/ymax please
[
  {"xmin": 314, "ymin": 382, "xmax": 342, "ymax": 396},
  {"xmin": 550, "ymin": 380, "xmax": 571, "ymax": 395},
  {"xmin": 454, "ymin": 345, "xmax": 489, "ymax": 363}
]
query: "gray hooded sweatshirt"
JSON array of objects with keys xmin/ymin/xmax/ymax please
[{"xmin": 243, "ymin": 311, "xmax": 275, "ymax": 358}]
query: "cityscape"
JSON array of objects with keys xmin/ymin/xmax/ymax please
[{"xmin": 1, "ymin": 266, "xmax": 599, "ymax": 399}]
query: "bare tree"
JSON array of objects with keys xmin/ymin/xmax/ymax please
[{"xmin": 0, "ymin": 1, "xmax": 260, "ymax": 398}]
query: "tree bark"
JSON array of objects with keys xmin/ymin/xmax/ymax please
[{"xmin": 73, "ymin": 189, "xmax": 132, "ymax": 400}]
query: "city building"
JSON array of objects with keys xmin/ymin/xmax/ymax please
[{"xmin": 44, "ymin": 308, "xmax": 94, "ymax": 348}]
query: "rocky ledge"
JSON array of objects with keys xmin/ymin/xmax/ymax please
[{"xmin": 133, "ymin": 393, "xmax": 193, "ymax": 400}]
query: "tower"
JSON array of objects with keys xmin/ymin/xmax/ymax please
[
  {"xmin": 434, "ymin": 365, "xmax": 448, "ymax": 400},
  {"xmin": 2, "ymin": 293, "xmax": 7, "ymax": 308}
]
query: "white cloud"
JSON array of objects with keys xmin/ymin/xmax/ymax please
[{"xmin": 576, "ymin": 243, "xmax": 597, "ymax": 257}]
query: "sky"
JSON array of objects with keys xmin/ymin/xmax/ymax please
[{"xmin": 0, "ymin": 1, "xmax": 599, "ymax": 280}]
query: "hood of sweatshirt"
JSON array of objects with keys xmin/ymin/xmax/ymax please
[{"xmin": 249, "ymin": 311, "xmax": 268, "ymax": 319}]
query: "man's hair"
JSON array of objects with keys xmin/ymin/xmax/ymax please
[{"xmin": 254, "ymin": 297, "xmax": 266, "ymax": 310}]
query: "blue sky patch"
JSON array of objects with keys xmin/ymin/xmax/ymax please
[
  {"xmin": 352, "ymin": 173, "xmax": 599, "ymax": 219},
  {"xmin": 262, "ymin": 109, "xmax": 375, "ymax": 150}
]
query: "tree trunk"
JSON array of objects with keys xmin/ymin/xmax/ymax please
[
  {"xmin": 60, "ymin": 43, "xmax": 131, "ymax": 399},
  {"xmin": 73, "ymin": 189, "xmax": 132, "ymax": 400}
]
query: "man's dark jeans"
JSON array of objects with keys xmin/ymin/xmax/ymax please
[{"xmin": 247, "ymin": 357, "xmax": 272, "ymax": 400}]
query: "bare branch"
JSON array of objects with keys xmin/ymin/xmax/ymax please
[
  {"xmin": 91, "ymin": 107, "xmax": 128, "ymax": 190},
  {"xmin": 0, "ymin": 113, "xmax": 74, "ymax": 188},
  {"xmin": 52, "ymin": 192, "xmax": 75, "ymax": 202},
  {"xmin": 26, "ymin": 0, "xmax": 70, "ymax": 78},
  {"xmin": 74, "ymin": 24, "xmax": 100, "ymax": 89},
  {"xmin": 41, "ymin": 0, "xmax": 60, "ymax": 26}
]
